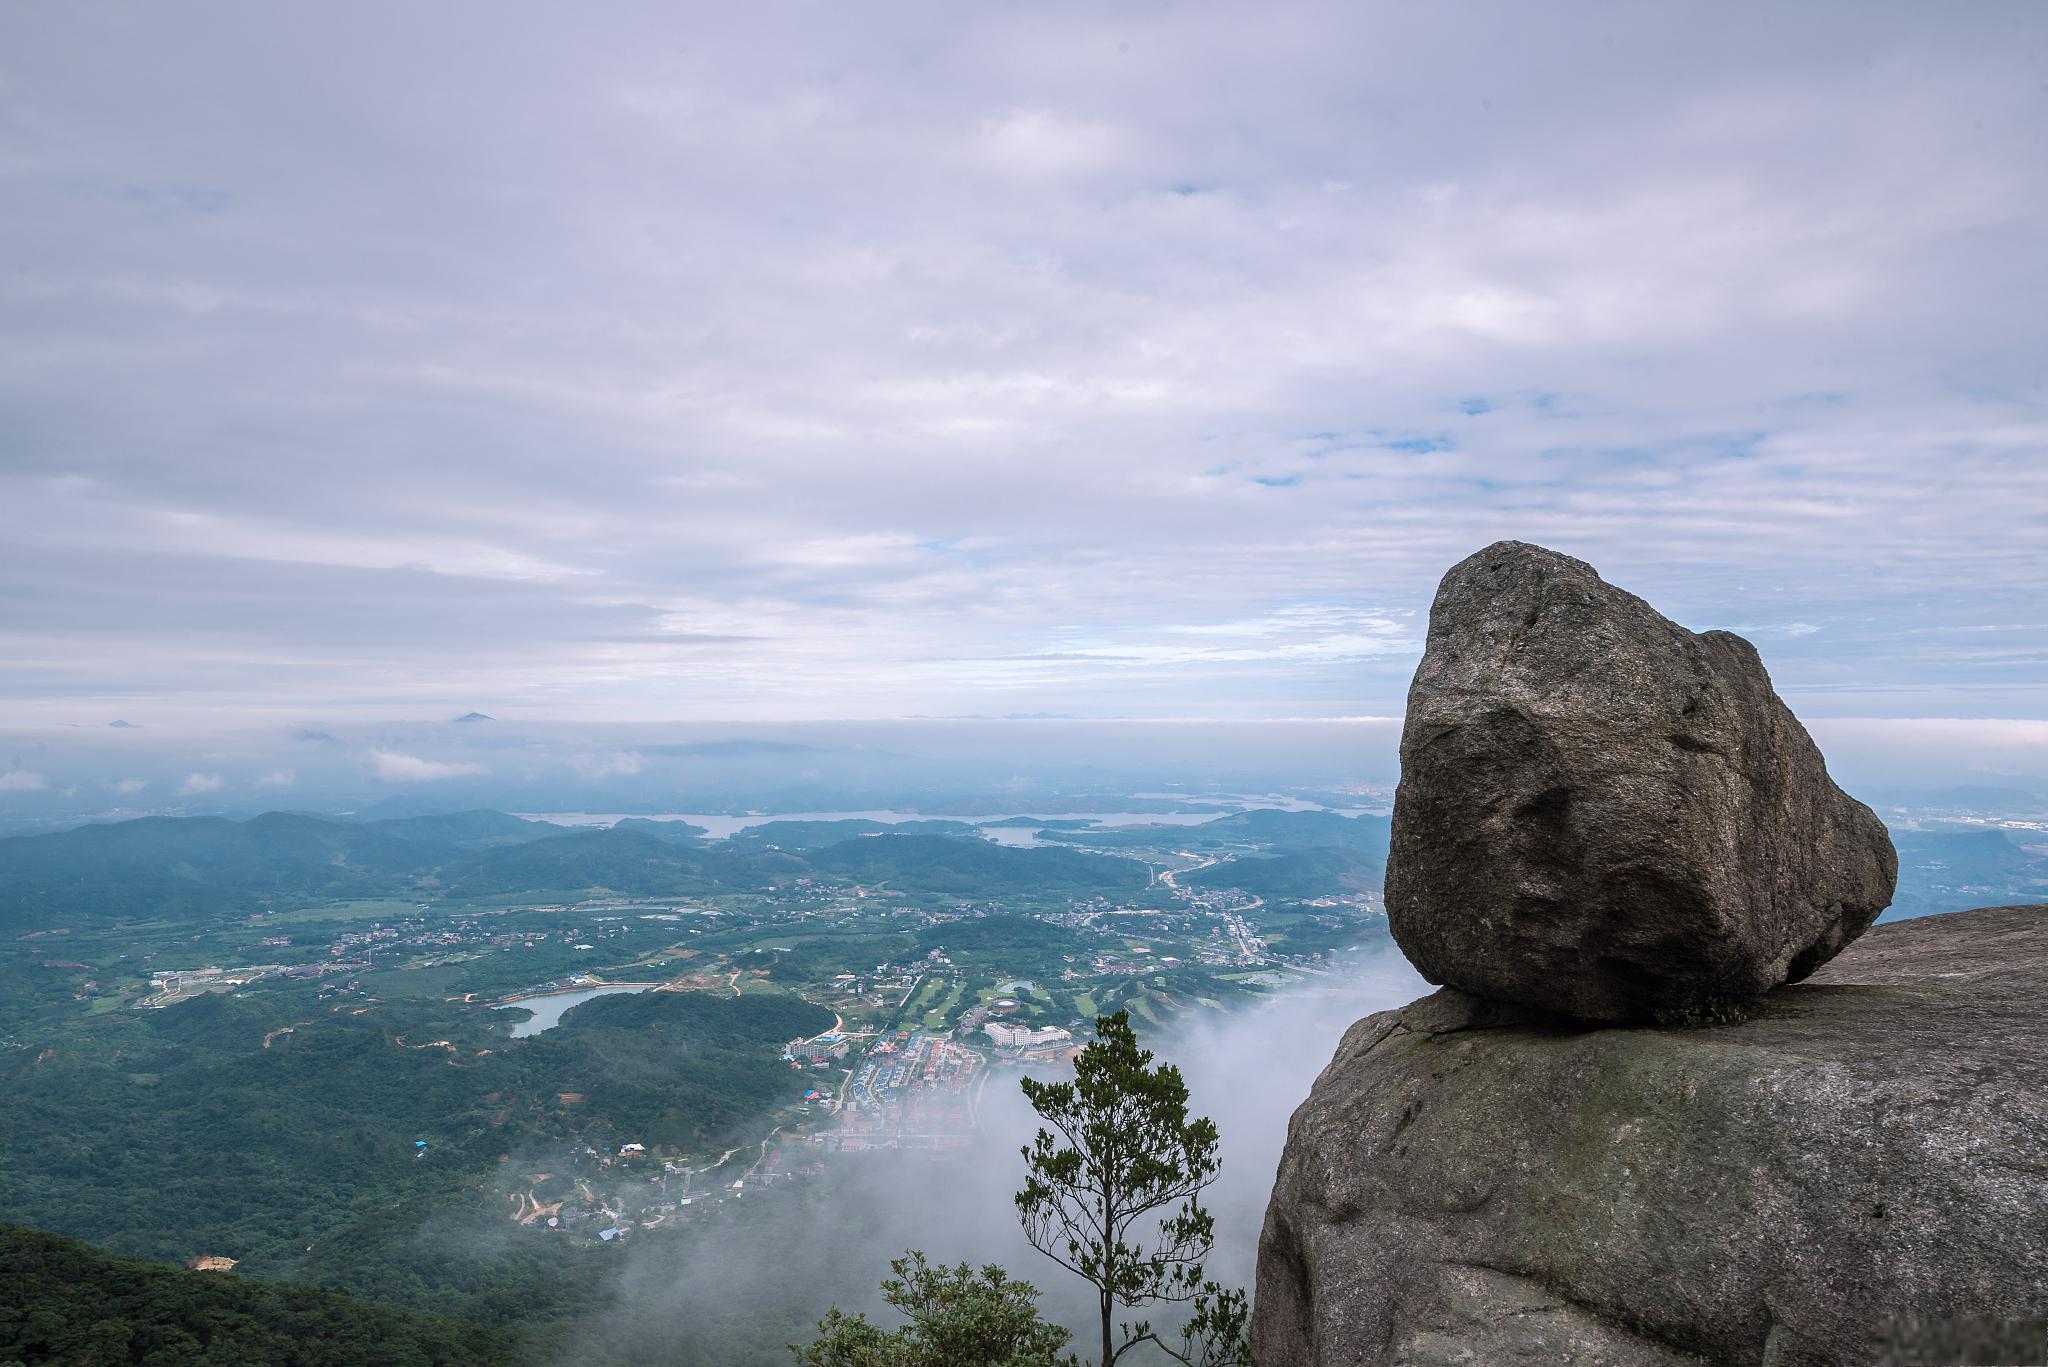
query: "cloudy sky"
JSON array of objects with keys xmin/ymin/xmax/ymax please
[{"xmin": 3, "ymin": 2, "xmax": 2044, "ymax": 734}]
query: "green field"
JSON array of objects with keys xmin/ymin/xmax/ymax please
[
  {"xmin": 920, "ymin": 979, "xmax": 964, "ymax": 1028},
  {"xmin": 265, "ymin": 898, "xmax": 430, "ymax": 925},
  {"xmin": 357, "ymin": 962, "xmax": 471, "ymax": 1000}
]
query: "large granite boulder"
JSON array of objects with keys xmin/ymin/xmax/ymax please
[
  {"xmin": 1387, "ymin": 541, "xmax": 1896, "ymax": 1022},
  {"xmin": 1253, "ymin": 904, "xmax": 2048, "ymax": 1367}
]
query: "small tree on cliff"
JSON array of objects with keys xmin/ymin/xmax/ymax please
[
  {"xmin": 791, "ymin": 1011, "xmax": 1249, "ymax": 1367},
  {"xmin": 793, "ymin": 1251, "xmax": 1072, "ymax": 1367},
  {"xmin": 1016, "ymin": 1011, "xmax": 1251, "ymax": 1367}
]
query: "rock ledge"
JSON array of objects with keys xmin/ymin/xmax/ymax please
[{"xmin": 1253, "ymin": 904, "xmax": 2048, "ymax": 1367}]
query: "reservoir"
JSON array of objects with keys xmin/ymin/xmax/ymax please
[
  {"xmin": 496, "ymin": 985, "xmax": 648, "ymax": 1037},
  {"xmin": 511, "ymin": 805, "xmax": 1362, "ymax": 847}
]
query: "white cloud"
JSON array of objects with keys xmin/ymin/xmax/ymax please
[
  {"xmin": 371, "ymin": 750, "xmax": 488, "ymax": 783},
  {"xmin": 978, "ymin": 108, "xmax": 1137, "ymax": 181},
  {"xmin": 256, "ymin": 768, "xmax": 297, "ymax": 787},
  {"xmin": 179, "ymin": 772, "xmax": 223, "ymax": 794},
  {"xmin": 1040, "ymin": 632, "xmax": 1412, "ymax": 669},
  {"xmin": 0, "ymin": 4, "xmax": 2039, "ymax": 725},
  {"xmin": 111, "ymin": 776, "xmax": 148, "ymax": 794},
  {"xmin": 1813, "ymin": 718, "xmax": 2048, "ymax": 749},
  {"xmin": 0, "ymin": 770, "xmax": 48, "ymax": 791},
  {"xmin": 568, "ymin": 752, "xmax": 644, "ymax": 779}
]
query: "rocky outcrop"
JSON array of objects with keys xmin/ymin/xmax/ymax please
[
  {"xmin": 1253, "ymin": 904, "xmax": 2048, "ymax": 1366},
  {"xmin": 1387, "ymin": 541, "xmax": 1896, "ymax": 1023}
]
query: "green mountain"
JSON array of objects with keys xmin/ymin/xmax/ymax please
[
  {"xmin": 806, "ymin": 833, "xmax": 1149, "ymax": 896},
  {"xmin": 0, "ymin": 811, "xmax": 563, "ymax": 929},
  {"xmin": 0, "ymin": 1221, "xmax": 512, "ymax": 1366},
  {"xmin": 1184, "ymin": 846, "xmax": 1382, "ymax": 900},
  {"xmin": 435, "ymin": 826, "xmax": 797, "ymax": 897},
  {"xmin": 0, "ymin": 986, "xmax": 827, "ymax": 1300},
  {"xmin": 0, "ymin": 813, "xmax": 1157, "ymax": 930},
  {"xmin": 356, "ymin": 809, "xmax": 561, "ymax": 848},
  {"xmin": 1037, "ymin": 807, "xmax": 1391, "ymax": 858},
  {"xmin": 1188, "ymin": 807, "xmax": 1391, "ymax": 856},
  {"xmin": 609, "ymin": 816, "xmax": 711, "ymax": 842}
]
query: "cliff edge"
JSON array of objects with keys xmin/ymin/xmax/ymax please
[{"xmin": 1253, "ymin": 904, "xmax": 2048, "ymax": 1365}]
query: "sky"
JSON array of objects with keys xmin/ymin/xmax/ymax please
[{"xmin": 2, "ymin": 3, "xmax": 2044, "ymax": 750}]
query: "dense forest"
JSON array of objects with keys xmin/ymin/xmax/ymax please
[
  {"xmin": 0, "ymin": 985, "xmax": 829, "ymax": 1326},
  {"xmin": 0, "ymin": 1222, "xmax": 513, "ymax": 1366}
]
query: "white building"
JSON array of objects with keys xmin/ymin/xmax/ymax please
[{"xmin": 984, "ymin": 1022, "xmax": 1073, "ymax": 1050}]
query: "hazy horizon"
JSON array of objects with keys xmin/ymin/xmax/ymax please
[{"xmin": 3, "ymin": 710, "xmax": 2045, "ymax": 836}]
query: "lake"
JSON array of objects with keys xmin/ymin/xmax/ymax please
[
  {"xmin": 496, "ymin": 985, "xmax": 648, "ymax": 1037},
  {"xmin": 509, "ymin": 803, "xmax": 1376, "ymax": 846}
]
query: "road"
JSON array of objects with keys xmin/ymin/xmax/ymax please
[
  {"xmin": 740, "ymin": 1126, "xmax": 784, "ymax": 1181},
  {"xmin": 686, "ymin": 1144, "xmax": 745, "ymax": 1177},
  {"xmin": 1156, "ymin": 853, "xmax": 1217, "ymax": 890}
]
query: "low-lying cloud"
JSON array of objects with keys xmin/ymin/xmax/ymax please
[
  {"xmin": 564, "ymin": 949, "xmax": 1429, "ymax": 1362},
  {"xmin": 371, "ymin": 750, "xmax": 490, "ymax": 783}
]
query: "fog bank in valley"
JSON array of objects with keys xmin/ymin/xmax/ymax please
[{"xmin": 557, "ymin": 949, "xmax": 1428, "ymax": 1364}]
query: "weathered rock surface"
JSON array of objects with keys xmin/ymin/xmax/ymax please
[
  {"xmin": 1253, "ymin": 904, "xmax": 2048, "ymax": 1367},
  {"xmin": 1387, "ymin": 541, "xmax": 1896, "ymax": 1023}
]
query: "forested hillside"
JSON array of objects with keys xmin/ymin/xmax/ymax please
[
  {"xmin": 0, "ymin": 987, "xmax": 828, "ymax": 1323},
  {"xmin": 0, "ymin": 1222, "xmax": 513, "ymax": 1366},
  {"xmin": 0, "ymin": 813, "xmax": 1152, "ymax": 928}
]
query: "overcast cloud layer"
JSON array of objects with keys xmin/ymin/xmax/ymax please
[{"xmin": 2, "ymin": 2, "xmax": 2044, "ymax": 731}]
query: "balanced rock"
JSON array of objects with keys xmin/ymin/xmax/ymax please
[
  {"xmin": 1253, "ymin": 904, "xmax": 2048, "ymax": 1366},
  {"xmin": 1386, "ymin": 541, "xmax": 1896, "ymax": 1022}
]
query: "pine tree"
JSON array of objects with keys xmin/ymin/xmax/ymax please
[{"xmin": 1015, "ymin": 1012, "xmax": 1250, "ymax": 1367}]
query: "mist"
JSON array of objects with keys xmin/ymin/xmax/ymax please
[
  {"xmin": 547, "ymin": 949, "xmax": 1429, "ymax": 1364},
  {"xmin": 3, "ymin": 712, "xmax": 2043, "ymax": 838},
  {"xmin": 0, "ymin": 715, "xmax": 1405, "ymax": 835}
]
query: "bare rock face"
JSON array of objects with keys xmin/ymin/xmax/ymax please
[
  {"xmin": 1253, "ymin": 904, "xmax": 2048, "ymax": 1367},
  {"xmin": 1386, "ymin": 541, "xmax": 1896, "ymax": 1023}
]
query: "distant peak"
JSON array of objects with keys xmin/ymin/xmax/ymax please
[
  {"xmin": 107, "ymin": 719, "xmax": 140, "ymax": 728},
  {"xmin": 451, "ymin": 712, "xmax": 494, "ymax": 724}
]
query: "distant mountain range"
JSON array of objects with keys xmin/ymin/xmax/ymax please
[
  {"xmin": 0, "ymin": 803, "xmax": 2032, "ymax": 931},
  {"xmin": 0, "ymin": 809, "xmax": 1159, "ymax": 930}
]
